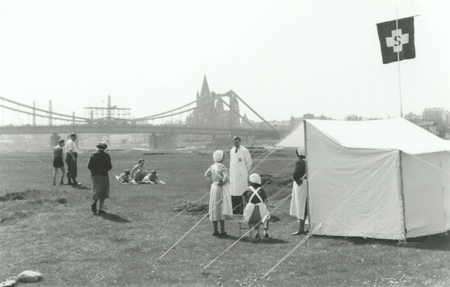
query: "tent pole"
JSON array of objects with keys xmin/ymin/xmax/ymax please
[
  {"xmin": 398, "ymin": 150, "xmax": 408, "ymax": 243},
  {"xmin": 303, "ymin": 119, "xmax": 311, "ymax": 231}
]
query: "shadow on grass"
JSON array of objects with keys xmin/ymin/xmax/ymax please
[
  {"xmin": 326, "ymin": 234, "xmax": 449, "ymax": 251},
  {"xmin": 217, "ymin": 235, "xmax": 289, "ymax": 244},
  {"xmin": 72, "ymin": 185, "xmax": 90, "ymax": 190},
  {"xmin": 98, "ymin": 212, "xmax": 131, "ymax": 223},
  {"xmin": 268, "ymin": 216, "xmax": 280, "ymax": 222}
]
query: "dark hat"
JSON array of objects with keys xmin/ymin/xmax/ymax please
[
  {"xmin": 58, "ymin": 139, "xmax": 65, "ymax": 144},
  {"xmin": 96, "ymin": 142, "xmax": 108, "ymax": 150}
]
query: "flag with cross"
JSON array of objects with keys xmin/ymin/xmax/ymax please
[{"xmin": 376, "ymin": 17, "xmax": 415, "ymax": 64}]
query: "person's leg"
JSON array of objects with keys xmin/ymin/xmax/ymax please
[
  {"xmin": 52, "ymin": 168, "xmax": 57, "ymax": 185},
  {"xmin": 135, "ymin": 170, "xmax": 143, "ymax": 182},
  {"xmin": 219, "ymin": 220, "xmax": 226, "ymax": 235},
  {"xmin": 91, "ymin": 199, "xmax": 98, "ymax": 214},
  {"xmin": 231, "ymin": 196, "xmax": 243, "ymax": 215},
  {"xmin": 263, "ymin": 220, "xmax": 269, "ymax": 238},
  {"xmin": 238, "ymin": 196, "xmax": 244, "ymax": 215},
  {"xmin": 292, "ymin": 220, "xmax": 306, "ymax": 235},
  {"xmin": 98, "ymin": 199, "xmax": 105, "ymax": 213},
  {"xmin": 60, "ymin": 167, "xmax": 65, "ymax": 184},
  {"xmin": 212, "ymin": 221, "xmax": 219, "ymax": 235},
  {"xmin": 66, "ymin": 159, "xmax": 73, "ymax": 185},
  {"xmin": 255, "ymin": 225, "xmax": 261, "ymax": 239},
  {"xmin": 72, "ymin": 154, "xmax": 80, "ymax": 185}
]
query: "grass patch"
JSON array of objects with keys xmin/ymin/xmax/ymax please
[
  {"xmin": 0, "ymin": 149, "xmax": 448, "ymax": 286},
  {"xmin": 172, "ymin": 200, "xmax": 209, "ymax": 214}
]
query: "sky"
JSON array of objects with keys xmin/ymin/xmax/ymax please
[{"xmin": 0, "ymin": 0, "xmax": 449, "ymax": 125}]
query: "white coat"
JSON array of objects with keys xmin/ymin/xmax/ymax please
[{"xmin": 229, "ymin": 145, "xmax": 252, "ymax": 196}]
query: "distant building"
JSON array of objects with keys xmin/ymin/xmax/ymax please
[
  {"xmin": 186, "ymin": 75, "xmax": 241, "ymax": 128},
  {"xmin": 417, "ymin": 121, "xmax": 438, "ymax": 135},
  {"xmin": 422, "ymin": 108, "xmax": 446, "ymax": 125}
]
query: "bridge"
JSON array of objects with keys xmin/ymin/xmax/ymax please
[{"xmin": 0, "ymin": 89, "xmax": 280, "ymax": 147}]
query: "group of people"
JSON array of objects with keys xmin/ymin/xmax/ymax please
[
  {"xmin": 53, "ymin": 133, "xmax": 309, "ymax": 228},
  {"xmin": 204, "ymin": 136, "xmax": 270, "ymax": 239},
  {"xmin": 52, "ymin": 133, "xmax": 113, "ymax": 214},
  {"xmin": 205, "ymin": 136, "xmax": 309, "ymax": 239},
  {"xmin": 117, "ymin": 159, "xmax": 164, "ymax": 184},
  {"xmin": 52, "ymin": 133, "xmax": 82, "ymax": 186}
]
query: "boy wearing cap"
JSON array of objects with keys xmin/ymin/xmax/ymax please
[{"xmin": 52, "ymin": 139, "xmax": 66, "ymax": 186}]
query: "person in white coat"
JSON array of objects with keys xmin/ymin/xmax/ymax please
[{"xmin": 229, "ymin": 136, "xmax": 252, "ymax": 215}]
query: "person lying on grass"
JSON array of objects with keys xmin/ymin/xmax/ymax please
[
  {"xmin": 243, "ymin": 173, "xmax": 270, "ymax": 239},
  {"xmin": 142, "ymin": 170, "xmax": 166, "ymax": 184},
  {"xmin": 205, "ymin": 150, "xmax": 233, "ymax": 237}
]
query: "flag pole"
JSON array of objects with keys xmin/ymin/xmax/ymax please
[{"xmin": 396, "ymin": 6, "xmax": 403, "ymax": 118}]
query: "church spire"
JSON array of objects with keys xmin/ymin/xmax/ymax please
[{"xmin": 200, "ymin": 74, "xmax": 210, "ymax": 98}]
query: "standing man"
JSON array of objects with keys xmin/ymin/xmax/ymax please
[
  {"xmin": 65, "ymin": 132, "xmax": 81, "ymax": 186},
  {"xmin": 229, "ymin": 136, "xmax": 252, "ymax": 215},
  {"xmin": 88, "ymin": 142, "xmax": 112, "ymax": 214}
]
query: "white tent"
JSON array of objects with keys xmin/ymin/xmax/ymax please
[{"xmin": 276, "ymin": 118, "xmax": 450, "ymax": 240}]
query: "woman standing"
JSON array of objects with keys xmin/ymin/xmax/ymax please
[
  {"xmin": 205, "ymin": 150, "xmax": 233, "ymax": 236},
  {"xmin": 290, "ymin": 147, "xmax": 308, "ymax": 235},
  {"xmin": 88, "ymin": 142, "xmax": 113, "ymax": 214}
]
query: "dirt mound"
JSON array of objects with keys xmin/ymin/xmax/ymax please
[{"xmin": 0, "ymin": 189, "xmax": 39, "ymax": 202}]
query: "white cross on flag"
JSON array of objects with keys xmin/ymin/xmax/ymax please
[{"xmin": 376, "ymin": 17, "xmax": 415, "ymax": 64}]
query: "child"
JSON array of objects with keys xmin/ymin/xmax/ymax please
[
  {"xmin": 205, "ymin": 150, "xmax": 233, "ymax": 237},
  {"xmin": 145, "ymin": 170, "xmax": 166, "ymax": 184},
  {"xmin": 243, "ymin": 173, "xmax": 270, "ymax": 239},
  {"xmin": 118, "ymin": 169, "xmax": 131, "ymax": 183},
  {"xmin": 52, "ymin": 139, "xmax": 66, "ymax": 186}
]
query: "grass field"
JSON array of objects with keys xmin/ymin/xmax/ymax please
[{"xmin": 0, "ymin": 148, "xmax": 449, "ymax": 287}]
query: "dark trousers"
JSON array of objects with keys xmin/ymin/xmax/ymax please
[
  {"xmin": 65, "ymin": 152, "xmax": 78, "ymax": 178},
  {"xmin": 231, "ymin": 195, "xmax": 244, "ymax": 215}
]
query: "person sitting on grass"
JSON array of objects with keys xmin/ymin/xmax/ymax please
[
  {"xmin": 118, "ymin": 169, "xmax": 131, "ymax": 183},
  {"xmin": 205, "ymin": 150, "xmax": 233, "ymax": 237},
  {"xmin": 130, "ymin": 159, "xmax": 148, "ymax": 183},
  {"xmin": 243, "ymin": 173, "xmax": 270, "ymax": 239},
  {"xmin": 142, "ymin": 170, "xmax": 166, "ymax": 184}
]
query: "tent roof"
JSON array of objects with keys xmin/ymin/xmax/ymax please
[{"xmin": 276, "ymin": 118, "xmax": 450, "ymax": 155}]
